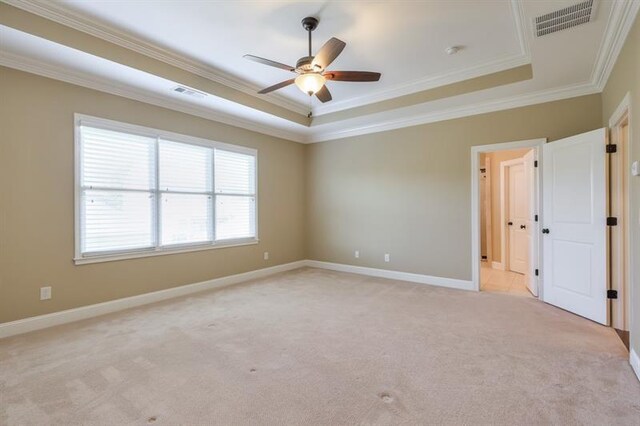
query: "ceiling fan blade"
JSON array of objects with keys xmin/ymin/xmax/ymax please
[
  {"xmin": 312, "ymin": 37, "xmax": 346, "ymax": 70},
  {"xmin": 315, "ymin": 85, "xmax": 332, "ymax": 103},
  {"xmin": 258, "ymin": 79, "xmax": 296, "ymax": 94},
  {"xmin": 324, "ymin": 71, "xmax": 381, "ymax": 82},
  {"xmin": 244, "ymin": 55, "xmax": 295, "ymax": 72}
]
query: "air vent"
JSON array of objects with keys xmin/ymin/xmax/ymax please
[
  {"xmin": 534, "ymin": 0, "xmax": 596, "ymax": 37},
  {"xmin": 173, "ymin": 85, "xmax": 207, "ymax": 99}
]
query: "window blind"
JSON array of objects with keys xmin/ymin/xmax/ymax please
[
  {"xmin": 77, "ymin": 120, "xmax": 257, "ymax": 260},
  {"xmin": 159, "ymin": 140, "xmax": 213, "ymax": 246},
  {"xmin": 80, "ymin": 126, "xmax": 155, "ymax": 253},
  {"xmin": 214, "ymin": 149, "xmax": 256, "ymax": 240}
]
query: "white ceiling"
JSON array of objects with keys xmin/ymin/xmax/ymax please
[
  {"xmin": 1, "ymin": 0, "xmax": 638, "ymax": 142},
  {"xmin": 53, "ymin": 0, "xmax": 525, "ymax": 113}
]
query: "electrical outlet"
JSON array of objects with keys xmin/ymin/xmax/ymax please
[
  {"xmin": 354, "ymin": 250, "xmax": 360, "ymax": 258},
  {"xmin": 384, "ymin": 253, "xmax": 390, "ymax": 262},
  {"xmin": 263, "ymin": 251, "xmax": 269, "ymax": 261},
  {"xmin": 40, "ymin": 286, "xmax": 51, "ymax": 301}
]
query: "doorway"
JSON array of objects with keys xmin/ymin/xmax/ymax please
[
  {"xmin": 472, "ymin": 139, "xmax": 544, "ymax": 298},
  {"xmin": 477, "ymin": 147, "xmax": 537, "ymax": 296},
  {"xmin": 473, "ymin": 128, "xmax": 631, "ymax": 334}
]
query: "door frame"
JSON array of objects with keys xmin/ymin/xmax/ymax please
[
  {"xmin": 608, "ymin": 92, "xmax": 632, "ymax": 332},
  {"xmin": 471, "ymin": 138, "xmax": 546, "ymax": 293}
]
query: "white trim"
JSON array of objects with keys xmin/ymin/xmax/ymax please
[
  {"xmin": 312, "ymin": 0, "xmax": 531, "ymax": 116},
  {"xmin": 0, "ymin": 259, "xmax": 480, "ymax": 339},
  {"xmin": 0, "ymin": 50, "xmax": 598, "ymax": 145},
  {"xmin": 609, "ymin": 92, "xmax": 633, "ymax": 128},
  {"xmin": 74, "ymin": 114, "xmax": 259, "ymax": 264},
  {"xmin": 591, "ymin": 0, "xmax": 640, "ymax": 91},
  {"xmin": 3, "ymin": 0, "xmax": 533, "ymax": 119},
  {"xmin": 74, "ymin": 240, "xmax": 260, "ymax": 265},
  {"xmin": 1, "ymin": 0, "xmax": 637, "ymax": 143},
  {"xmin": 0, "ymin": 52, "xmax": 309, "ymax": 143},
  {"xmin": 491, "ymin": 261, "xmax": 505, "ymax": 271},
  {"xmin": 0, "ymin": 260, "xmax": 307, "ymax": 339},
  {"xmin": 312, "ymin": 54, "xmax": 531, "ymax": 117},
  {"xmin": 471, "ymin": 138, "xmax": 545, "ymax": 292},
  {"xmin": 500, "ymin": 157, "xmax": 525, "ymax": 273},
  {"xmin": 75, "ymin": 113, "xmax": 259, "ymax": 155},
  {"xmin": 306, "ymin": 260, "xmax": 474, "ymax": 291},
  {"xmin": 631, "ymin": 349, "xmax": 640, "ymax": 383},
  {"xmin": 308, "ymin": 83, "xmax": 600, "ymax": 143},
  {"xmin": 2, "ymin": 0, "xmax": 309, "ymax": 116}
]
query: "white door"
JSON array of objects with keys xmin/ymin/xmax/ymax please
[
  {"xmin": 542, "ymin": 128, "xmax": 607, "ymax": 324},
  {"xmin": 508, "ymin": 162, "xmax": 529, "ymax": 274},
  {"xmin": 523, "ymin": 150, "xmax": 537, "ymax": 296}
]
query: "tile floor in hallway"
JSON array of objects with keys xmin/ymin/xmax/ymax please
[{"xmin": 481, "ymin": 262, "xmax": 533, "ymax": 297}]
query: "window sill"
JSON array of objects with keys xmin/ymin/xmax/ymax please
[{"xmin": 74, "ymin": 239, "xmax": 259, "ymax": 265}]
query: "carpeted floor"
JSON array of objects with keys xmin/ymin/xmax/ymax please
[{"xmin": 1, "ymin": 267, "xmax": 639, "ymax": 425}]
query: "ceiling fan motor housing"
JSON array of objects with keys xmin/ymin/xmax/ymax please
[{"xmin": 296, "ymin": 56, "xmax": 317, "ymax": 72}]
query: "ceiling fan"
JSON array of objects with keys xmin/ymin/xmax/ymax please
[{"xmin": 244, "ymin": 16, "xmax": 381, "ymax": 104}]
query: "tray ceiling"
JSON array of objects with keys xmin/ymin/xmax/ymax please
[{"xmin": 1, "ymin": 0, "xmax": 638, "ymax": 142}]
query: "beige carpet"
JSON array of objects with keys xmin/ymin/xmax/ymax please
[{"xmin": 1, "ymin": 267, "xmax": 639, "ymax": 425}]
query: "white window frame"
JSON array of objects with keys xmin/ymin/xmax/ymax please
[{"xmin": 74, "ymin": 114, "xmax": 258, "ymax": 265}]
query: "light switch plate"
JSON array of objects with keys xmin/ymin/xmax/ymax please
[{"xmin": 632, "ymin": 160, "xmax": 639, "ymax": 176}]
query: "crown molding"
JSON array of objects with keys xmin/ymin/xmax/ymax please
[
  {"xmin": 591, "ymin": 0, "xmax": 640, "ymax": 91},
  {"xmin": 311, "ymin": 0, "xmax": 532, "ymax": 116},
  {"xmin": 2, "ymin": 0, "xmax": 637, "ymax": 145},
  {"xmin": 308, "ymin": 82, "xmax": 600, "ymax": 143},
  {"xmin": 312, "ymin": 53, "xmax": 531, "ymax": 117},
  {"xmin": 2, "ymin": 0, "xmax": 310, "ymax": 116},
  {"xmin": 308, "ymin": 0, "xmax": 639, "ymax": 142},
  {"xmin": 6, "ymin": 0, "xmax": 536, "ymax": 120},
  {"xmin": 0, "ymin": 51, "xmax": 308, "ymax": 143}
]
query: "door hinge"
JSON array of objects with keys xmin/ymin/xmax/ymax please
[
  {"xmin": 534, "ymin": 160, "xmax": 538, "ymax": 167},
  {"xmin": 607, "ymin": 289, "xmax": 618, "ymax": 299},
  {"xmin": 607, "ymin": 217, "xmax": 618, "ymax": 226},
  {"xmin": 535, "ymin": 269, "xmax": 539, "ymax": 276},
  {"xmin": 534, "ymin": 214, "xmax": 538, "ymax": 222},
  {"xmin": 606, "ymin": 144, "xmax": 617, "ymax": 153}
]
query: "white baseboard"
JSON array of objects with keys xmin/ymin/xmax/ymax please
[
  {"xmin": 631, "ymin": 349, "xmax": 640, "ymax": 383},
  {"xmin": 305, "ymin": 260, "xmax": 474, "ymax": 291},
  {"xmin": 0, "ymin": 260, "xmax": 306, "ymax": 339},
  {"xmin": 491, "ymin": 261, "xmax": 505, "ymax": 270},
  {"xmin": 0, "ymin": 259, "xmax": 477, "ymax": 339}
]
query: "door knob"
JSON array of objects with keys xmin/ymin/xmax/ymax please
[
  {"xmin": 520, "ymin": 224, "xmax": 526, "ymax": 229},
  {"xmin": 508, "ymin": 221, "xmax": 513, "ymax": 226},
  {"xmin": 542, "ymin": 228, "xmax": 550, "ymax": 234}
]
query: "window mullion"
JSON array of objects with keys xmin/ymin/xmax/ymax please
[
  {"xmin": 211, "ymin": 148, "xmax": 216, "ymax": 244},
  {"xmin": 154, "ymin": 138, "xmax": 161, "ymax": 249}
]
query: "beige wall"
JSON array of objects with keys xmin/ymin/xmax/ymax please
[
  {"xmin": 601, "ymin": 15, "xmax": 640, "ymax": 359},
  {"xmin": 306, "ymin": 94, "xmax": 602, "ymax": 281},
  {"xmin": 0, "ymin": 67, "xmax": 306, "ymax": 323},
  {"xmin": 485, "ymin": 148, "xmax": 531, "ymax": 264}
]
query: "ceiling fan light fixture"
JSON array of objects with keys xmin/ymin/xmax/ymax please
[{"xmin": 295, "ymin": 73, "xmax": 326, "ymax": 95}]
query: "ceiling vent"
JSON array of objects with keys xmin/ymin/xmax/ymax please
[
  {"xmin": 534, "ymin": 0, "xmax": 596, "ymax": 37},
  {"xmin": 173, "ymin": 85, "xmax": 207, "ymax": 99}
]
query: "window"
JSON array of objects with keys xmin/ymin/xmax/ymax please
[{"xmin": 75, "ymin": 115, "xmax": 257, "ymax": 264}]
